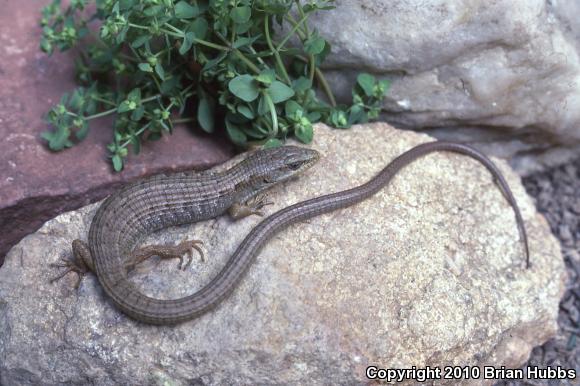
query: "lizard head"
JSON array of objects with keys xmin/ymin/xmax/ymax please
[
  {"xmin": 237, "ymin": 145, "xmax": 320, "ymax": 199},
  {"xmin": 252, "ymin": 145, "xmax": 320, "ymax": 184}
]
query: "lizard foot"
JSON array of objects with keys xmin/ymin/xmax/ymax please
[
  {"xmin": 228, "ymin": 193, "xmax": 274, "ymax": 220},
  {"xmin": 126, "ymin": 239, "xmax": 205, "ymax": 272},
  {"xmin": 249, "ymin": 193, "xmax": 274, "ymax": 214},
  {"xmin": 50, "ymin": 239, "xmax": 94, "ymax": 289}
]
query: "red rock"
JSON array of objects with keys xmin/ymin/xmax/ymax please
[{"xmin": 0, "ymin": 0, "xmax": 235, "ymax": 265}]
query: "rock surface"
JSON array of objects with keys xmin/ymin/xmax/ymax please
[
  {"xmin": 0, "ymin": 123, "xmax": 566, "ymax": 385},
  {"xmin": 0, "ymin": 0, "xmax": 234, "ymax": 265},
  {"xmin": 309, "ymin": 0, "xmax": 580, "ymax": 170}
]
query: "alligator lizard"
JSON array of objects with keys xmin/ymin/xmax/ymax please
[{"xmin": 52, "ymin": 142, "xmax": 529, "ymax": 324}]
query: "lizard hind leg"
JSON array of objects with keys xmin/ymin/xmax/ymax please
[
  {"xmin": 125, "ymin": 239, "xmax": 205, "ymax": 272},
  {"xmin": 50, "ymin": 239, "xmax": 95, "ymax": 289}
]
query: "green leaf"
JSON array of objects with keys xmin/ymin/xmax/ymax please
[
  {"xmin": 295, "ymin": 123, "xmax": 313, "ymax": 143},
  {"xmin": 258, "ymin": 0, "xmax": 291, "ymax": 15},
  {"xmin": 118, "ymin": 0, "xmax": 137, "ymax": 11},
  {"xmin": 40, "ymin": 37, "xmax": 52, "ymax": 54},
  {"xmin": 144, "ymin": 5, "xmax": 164, "ymax": 16},
  {"xmin": 138, "ymin": 63, "xmax": 153, "ymax": 72},
  {"xmin": 127, "ymin": 88, "xmax": 141, "ymax": 102},
  {"xmin": 330, "ymin": 109, "xmax": 349, "ymax": 129},
  {"xmin": 292, "ymin": 77, "xmax": 312, "ymax": 93},
  {"xmin": 257, "ymin": 94, "xmax": 269, "ymax": 116},
  {"xmin": 230, "ymin": 6, "xmax": 251, "ymax": 24},
  {"xmin": 228, "ymin": 75, "xmax": 259, "ymax": 102},
  {"xmin": 244, "ymin": 123, "xmax": 269, "ymax": 138},
  {"xmin": 232, "ymin": 35, "xmax": 260, "ymax": 49},
  {"xmin": 197, "ymin": 96, "xmax": 214, "ymax": 133},
  {"xmin": 117, "ymin": 102, "xmax": 132, "ymax": 113},
  {"xmin": 267, "ymin": 81, "xmax": 295, "ymax": 103},
  {"xmin": 202, "ymin": 51, "xmax": 227, "ymax": 71},
  {"xmin": 160, "ymin": 77, "xmax": 180, "ymax": 94},
  {"xmin": 131, "ymin": 105, "xmax": 145, "ymax": 121},
  {"xmin": 263, "ymin": 138, "xmax": 282, "ymax": 148},
  {"xmin": 155, "ymin": 62, "xmax": 165, "ymax": 79},
  {"xmin": 69, "ymin": 89, "xmax": 85, "ymax": 111},
  {"xmin": 225, "ymin": 119, "xmax": 247, "ymax": 146},
  {"xmin": 307, "ymin": 111, "xmax": 321, "ymax": 122},
  {"xmin": 174, "ymin": 1, "xmax": 199, "ymax": 18},
  {"xmin": 237, "ymin": 105, "xmax": 255, "ymax": 119},
  {"xmin": 357, "ymin": 73, "xmax": 375, "ymax": 97},
  {"xmin": 188, "ymin": 17, "xmax": 208, "ymax": 39},
  {"xmin": 116, "ymin": 25, "xmax": 129, "ymax": 44},
  {"xmin": 41, "ymin": 128, "xmax": 73, "ymax": 151},
  {"xmin": 314, "ymin": 39, "xmax": 332, "ymax": 65},
  {"xmin": 285, "ymin": 100, "xmax": 301, "ymax": 116},
  {"xmin": 304, "ymin": 35, "xmax": 326, "ymax": 55},
  {"xmin": 179, "ymin": 32, "xmax": 195, "ymax": 55},
  {"xmin": 348, "ymin": 104, "xmax": 366, "ymax": 124},
  {"xmin": 131, "ymin": 35, "xmax": 150, "ymax": 48},
  {"xmin": 376, "ymin": 79, "xmax": 391, "ymax": 97},
  {"xmin": 118, "ymin": 97, "xmax": 139, "ymax": 113},
  {"xmin": 234, "ymin": 21, "xmax": 252, "ymax": 34},
  {"xmin": 74, "ymin": 119, "xmax": 89, "ymax": 140},
  {"xmin": 111, "ymin": 154, "xmax": 123, "ymax": 171},
  {"xmin": 256, "ymin": 69, "xmax": 275, "ymax": 85}
]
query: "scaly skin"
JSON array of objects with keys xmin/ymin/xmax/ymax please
[{"xmin": 53, "ymin": 142, "xmax": 529, "ymax": 324}]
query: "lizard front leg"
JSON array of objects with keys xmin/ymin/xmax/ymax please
[{"xmin": 228, "ymin": 193, "xmax": 274, "ymax": 220}]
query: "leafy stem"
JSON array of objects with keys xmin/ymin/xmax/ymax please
[
  {"xmin": 40, "ymin": 0, "xmax": 389, "ymax": 171},
  {"xmin": 85, "ymin": 107, "xmax": 118, "ymax": 120},
  {"xmin": 262, "ymin": 91, "xmax": 278, "ymax": 137},
  {"xmin": 233, "ymin": 49, "xmax": 262, "ymax": 75},
  {"xmin": 264, "ymin": 16, "xmax": 291, "ymax": 85},
  {"xmin": 164, "ymin": 23, "xmax": 230, "ymax": 51},
  {"xmin": 293, "ymin": 2, "xmax": 316, "ymax": 82}
]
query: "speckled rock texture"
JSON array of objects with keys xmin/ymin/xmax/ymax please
[
  {"xmin": 0, "ymin": 123, "xmax": 566, "ymax": 385},
  {"xmin": 309, "ymin": 0, "xmax": 580, "ymax": 173}
]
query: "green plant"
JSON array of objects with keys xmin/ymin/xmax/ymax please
[{"xmin": 40, "ymin": 0, "xmax": 389, "ymax": 171}]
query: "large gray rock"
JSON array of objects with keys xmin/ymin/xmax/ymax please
[
  {"xmin": 310, "ymin": 0, "xmax": 580, "ymax": 171},
  {"xmin": 0, "ymin": 123, "xmax": 565, "ymax": 385}
]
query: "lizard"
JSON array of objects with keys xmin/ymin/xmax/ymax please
[{"xmin": 51, "ymin": 142, "xmax": 529, "ymax": 324}]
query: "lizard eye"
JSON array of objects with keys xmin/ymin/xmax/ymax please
[{"xmin": 288, "ymin": 161, "xmax": 303, "ymax": 171}]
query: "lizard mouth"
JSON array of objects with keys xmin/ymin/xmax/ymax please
[{"xmin": 295, "ymin": 148, "xmax": 321, "ymax": 172}]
